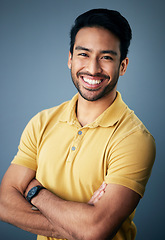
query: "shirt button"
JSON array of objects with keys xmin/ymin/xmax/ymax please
[
  {"xmin": 78, "ymin": 131, "xmax": 82, "ymax": 135},
  {"xmin": 72, "ymin": 146, "xmax": 76, "ymax": 151}
]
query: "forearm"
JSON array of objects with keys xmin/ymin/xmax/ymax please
[
  {"xmin": 31, "ymin": 182, "xmax": 136, "ymax": 240},
  {"xmin": 0, "ymin": 186, "xmax": 57, "ymax": 237},
  {"xmin": 32, "ymin": 189, "xmax": 102, "ymax": 240}
]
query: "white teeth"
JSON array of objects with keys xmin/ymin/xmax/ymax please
[{"xmin": 83, "ymin": 77, "xmax": 102, "ymax": 85}]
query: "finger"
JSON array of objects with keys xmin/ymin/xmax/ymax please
[
  {"xmin": 88, "ymin": 182, "xmax": 108, "ymax": 204},
  {"xmin": 92, "ymin": 190, "xmax": 105, "ymax": 204}
]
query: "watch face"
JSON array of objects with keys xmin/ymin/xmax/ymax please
[
  {"xmin": 28, "ymin": 186, "xmax": 38, "ymax": 199},
  {"xmin": 26, "ymin": 185, "xmax": 44, "ymax": 204}
]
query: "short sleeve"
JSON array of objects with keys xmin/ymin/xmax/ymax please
[
  {"xmin": 11, "ymin": 114, "xmax": 40, "ymax": 171},
  {"xmin": 105, "ymin": 130, "xmax": 156, "ymax": 197}
]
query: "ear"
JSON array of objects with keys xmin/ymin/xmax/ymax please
[
  {"xmin": 119, "ymin": 57, "xmax": 129, "ymax": 76},
  {"xmin": 68, "ymin": 51, "xmax": 72, "ymax": 69}
]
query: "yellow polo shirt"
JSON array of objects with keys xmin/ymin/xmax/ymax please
[{"xmin": 12, "ymin": 92, "xmax": 156, "ymax": 240}]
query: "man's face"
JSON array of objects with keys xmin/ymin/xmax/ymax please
[{"xmin": 68, "ymin": 27, "xmax": 128, "ymax": 102}]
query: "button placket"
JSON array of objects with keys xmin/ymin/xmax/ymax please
[
  {"xmin": 71, "ymin": 130, "xmax": 83, "ymax": 152},
  {"xmin": 66, "ymin": 128, "xmax": 87, "ymax": 162},
  {"xmin": 71, "ymin": 146, "xmax": 76, "ymax": 151},
  {"xmin": 78, "ymin": 130, "xmax": 82, "ymax": 135}
]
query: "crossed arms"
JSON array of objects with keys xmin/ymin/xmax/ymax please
[{"xmin": 0, "ymin": 164, "xmax": 140, "ymax": 240}]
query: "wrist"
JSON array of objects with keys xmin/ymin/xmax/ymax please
[
  {"xmin": 31, "ymin": 187, "xmax": 46, "ymax": 206},
  {"xmin": 26, "ymin": 185, "xmax": 46, "ymax": 206}
]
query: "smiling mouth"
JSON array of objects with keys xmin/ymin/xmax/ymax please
[{"xmin": 82, "ymin": 77, "xmax": 102, "ymax": 85}]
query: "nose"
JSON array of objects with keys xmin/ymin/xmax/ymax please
[{"xmin": 86, "ymin": 57, "xmax": 102, "ymax": 75}]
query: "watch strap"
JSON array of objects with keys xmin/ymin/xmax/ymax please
[{"xmin": 26, "ymin": 185, "xmax": 46, "ymax": 204}]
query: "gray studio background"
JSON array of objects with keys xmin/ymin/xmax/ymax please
[{"xmin": 0, "ymin": 0, "xmax": 164, "ymax": 239}]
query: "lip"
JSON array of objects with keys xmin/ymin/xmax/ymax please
[
  {"xmin": 80, "ymin": 76, "xmax": 103, "ymax": 89},
  {"xmin": 79, "ymin": 74, "xmax": 109, "ymax": 89}
]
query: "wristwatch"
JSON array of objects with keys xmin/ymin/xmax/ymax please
[{"xmin": 26, "ymin": 185, "xmax": 46, "ymax": 204}]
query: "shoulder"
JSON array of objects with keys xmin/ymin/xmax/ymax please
[
  {"xmin": 109, "ymin": 105, "xmax": 156, "ymax": 172},
  {"xmin": 113, "ymin": 102, "xmax": 155, "ymax": 144},
  {"xmin": 18, "ymin": 100, "xmax": 70, "ymax": 146},
  {"xmin": 28, "ymin": 99, "xmax": 70, "ymax": 128},
  {"xmin": 38, "ymin": 100, "xmax": 70, "ymax": 120}
]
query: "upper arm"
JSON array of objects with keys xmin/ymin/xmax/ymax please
[
  {"xmin": 1, "ymin": 115, "xmax": 40, "ymax": 194},
  {"xmin": 1, "ymin": 164, "xmax": 36, "ymax": 195},
  {"xmin": 92, "ymin": 183, "xmax": 140, "ymax": 239},
  {"xmin": 106, "ymin": 131, "xmax": 156, "ymax": 198}
]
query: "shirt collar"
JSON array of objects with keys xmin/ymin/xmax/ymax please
[
  {"xmin": 60, "ymin": 92, "xmax": 127, "ymax": 128},
  {"xmin": 60, "ymin": 94, "xmax": 79, "ymax": 125}
]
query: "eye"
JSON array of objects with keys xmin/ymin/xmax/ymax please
[
  {"xmin": 102, "ymin": 56, "xmax": 113, "ymax": 60},
  {"xmin": 78, "ymin": 53, "xmax": 88, "ymax": 57}
]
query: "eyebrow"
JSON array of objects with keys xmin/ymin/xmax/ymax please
[
  {"xmin": 75, "ymin": 46, "xmax": 118, "ymax": 56},
  {"xmin": 101, "ymin": 50, "xmax": 117, "ymax": 56},
  {"xmin": 75, "ymin": 46, "xmax": 91, "ymax": 52}
]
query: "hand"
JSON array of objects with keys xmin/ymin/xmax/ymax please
[
  {"xmin": 88, "ymin": 182, "xmax": 107, "ymax": 205},
  {"xmin": 24, "ymin": 178, "xmax": 42, "ymax": 198}
]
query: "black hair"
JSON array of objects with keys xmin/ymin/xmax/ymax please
[{"xmin": 70, "ymin": 9, "xmax": 132, "ymax": 62}]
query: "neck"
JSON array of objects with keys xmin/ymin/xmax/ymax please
[{"xmin": 77, "ymin": 91, "xmax": 117, "ymax": 127}]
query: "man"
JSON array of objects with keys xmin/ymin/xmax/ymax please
[{"xmin": 0, "ymin": 9, "xmax": 155, "ymax": 240}]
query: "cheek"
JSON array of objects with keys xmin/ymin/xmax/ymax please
[
  {"xmin": 73, "ymin": 59, "xmax": 86, "ymax": 72},
  {"xmin": 106, "ymin": 63, "xmax": 120, "ymax": 76},
  {"xmin": 101, "ymin": 65, "xmax": 115, "ymax": 76}
]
